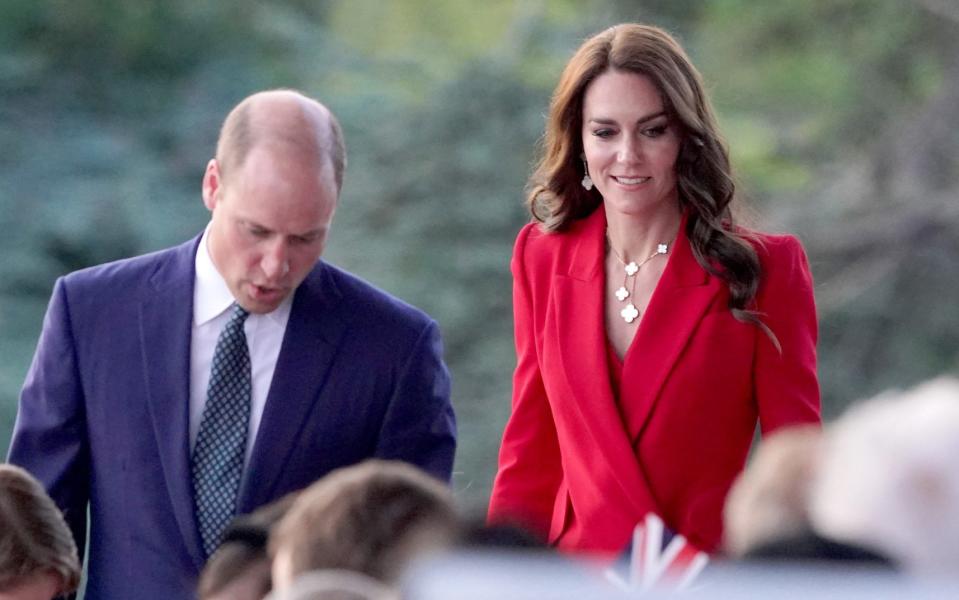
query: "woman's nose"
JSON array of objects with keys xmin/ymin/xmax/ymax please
[{"xmin": 617, "ymin": 136, "xmax": 642, "ymax": 164}]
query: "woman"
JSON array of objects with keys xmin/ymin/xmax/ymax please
[
  {"xmin": 0, "ymin": 463, "xmax": 80, "ymax": 599},
  {"xmin": 488, "ymin": 24, "xmax": 821, "ymax": 555}
]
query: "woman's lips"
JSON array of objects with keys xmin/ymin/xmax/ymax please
[{"xmin": 612, "ymin": 175, "xmax": 651, "ymax": 185}]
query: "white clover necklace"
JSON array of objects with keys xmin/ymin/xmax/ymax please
[{"xmin": 607, "ymin": 232, "xmax": 669, "ymax": 324}]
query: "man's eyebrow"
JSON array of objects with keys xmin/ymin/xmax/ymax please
[
  {"xmin": 238, "ymin": 217, "xmax": 265, "ymax": 228},
  {"xmin": 291, "ymin": 226, "xmax": 328, "ymax": 239}
]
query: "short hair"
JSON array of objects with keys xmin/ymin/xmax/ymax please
[
  {"xmin": 270, "ymin": 460, "xmax": 457, "ymax": 585},
  {"xmin": 198, "ymin": 492, "xmax": 298, "ymax": 599},
  {"xmin": 215, "ymin": 89, "xmax": 347, "ymax": 194},
  {"xmin": 265, "ymin": 570, "xmax": 396, "ymax": 600},
  {"xmin": 0, "ymin": 464, "xmax": 81, "ymax": 593}
]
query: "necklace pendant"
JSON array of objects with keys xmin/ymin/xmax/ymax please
[
  {"xmin": 621, "ymin": 303, "xmax": 639, "ymax": 323},
  {"xmin": 624, "ymin": 262, "xmax": 639, "ymax": 276},
  {"xmin": 657, "ymin": 243, "xmax": 668, "ymax": 254},
  {"xmin": 614, "ymin": 286, "xmax": 629, "ymax": 301}
]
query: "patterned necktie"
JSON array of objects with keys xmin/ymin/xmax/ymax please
[{"xmin": 191, "ymin": 303, "xmax": 251, "ymax": 558}]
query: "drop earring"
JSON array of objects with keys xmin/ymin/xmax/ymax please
[{"xmin": 581, "ymin": 157, "xmax": 593, "ymax": 191}]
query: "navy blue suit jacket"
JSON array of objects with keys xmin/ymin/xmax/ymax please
[{"xmin": 7, "ymin": 235, "xmax": 456, "ymax": 599}]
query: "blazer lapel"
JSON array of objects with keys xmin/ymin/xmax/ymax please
[
  {"xmin": 139, "ymin": 236, "xmax": 206, "ymax": 571},
  {"xmin": 553, "ymin": 210, "xmax": 662, "ymax": 517},
  {"xmin": 620, "ymin": 220, "xmax": 721, "ymax": 441},
  {"xmin": 238, "ymin": 263, "xmax": 348, "ymax": 511}
]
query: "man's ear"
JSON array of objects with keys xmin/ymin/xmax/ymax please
[{"xmin": 201, "ymin": 159, "xmax": 221, "ymax": 211}]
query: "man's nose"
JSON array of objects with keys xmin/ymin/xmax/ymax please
[{"xmin": 261, "ymin": 240, "xmax": 290, "ymax": 280}]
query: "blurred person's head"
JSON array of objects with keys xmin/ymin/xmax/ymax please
[
  {"xmin": 809, "ymin": 376, "xmax": 959, "ymax": 574},
  {"xmin": 528, "ymin": 23, "xmax": 734, "ymax": 234},
  {"xmin": 199, "ymin": 493, "xmax": 297, "ymax": 600},
  {"xmin": 0, "ymin": 464, "xmax": 80, "ymax": 599},
  {"xmin": 264, "ymin": 570, "xmax": 397, "ymax": 600},
  {"xmin": 457, "ymin": 518, "xmax": 546, "ymax": 551},
  {"xmin": 269, "ymin": 460, "xmax": 457, "ymax": 592},
  {"xmin": 723, "ymin": 426, "xmax": 822, "ymax": 557},
  {"xmin": 202, "ymin": 89, "xmax": 346, "ymax": 314}
]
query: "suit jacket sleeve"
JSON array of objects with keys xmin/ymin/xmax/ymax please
[
  {"xmin": 753, "ymin": 235, "xmax": 822, "ymax": 432},
  {"xmin": 374, "ymin": 319, "xmax": 456, "ymax": 483},
  {"xmin": 488, "ymin": 224, "xmax": 564, "ymax": 537},
  {"xmin": 7, "ymin": 277, "xmax": 91, "ymax": 558}
]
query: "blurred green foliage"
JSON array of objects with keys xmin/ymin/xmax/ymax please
[{"xmin": 2, "ymin": 0, "xmax": 957, "ymax": 509}]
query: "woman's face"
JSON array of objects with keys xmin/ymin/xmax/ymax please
[{"xmin": 581, "ymin": 69, "xmax": 681, "ymax": 218}]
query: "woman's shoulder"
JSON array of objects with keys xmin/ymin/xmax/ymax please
[
  {"xmin": 515, "ymin": 209, "xmax": 601, "ymax": 257},
  {"xmin": 512, "ymin": 221, "xmax": 560, "ymax": 278},
  {"xmin": 740, "ymin": 228, "xmax": 810, "ymax": 267},
  {"xmin": 514, "ymin": 220, "xmax": 565, "ymax": 252},
  {"xmin": 738, "ymin": 228, "xmax": 814, "ymax": 291},
  {"xmin": 514, "ymin": 219, "xmax": 597, "ymax": 283}
]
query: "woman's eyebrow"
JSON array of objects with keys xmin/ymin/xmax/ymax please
[{"xmin": 586, "ymin": 110, "xmax": 668, "ymax": 126}]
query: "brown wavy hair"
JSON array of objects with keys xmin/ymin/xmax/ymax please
[{"xmin": 528, "ymin": 24, "xmax": 768, "ymax": 331}]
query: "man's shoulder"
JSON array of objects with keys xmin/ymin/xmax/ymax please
[
  {"xmin": 60, "ymin": 237, "xmax": 198, "ymax": 296},
  {"xmin": 312, "ymin": 261, "xmax": 436, "ymax": 332}
]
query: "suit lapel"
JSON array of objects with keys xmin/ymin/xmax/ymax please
[
  {"xmin": 620, "ymin": 219, "xmax": 721, "ymax": 441},
  {"xmin": 553, "ymin": 210, "xmax": 661, "ymax": 517},
  {"xmin": 237, "ymin": 263, "xmax": 348, "ymax": 511},
  {"xmin": 139, "ymin": 236, "xmax": 206, "ymax": 571}
]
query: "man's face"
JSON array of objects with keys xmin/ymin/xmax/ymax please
[{"xmin": 202, "ymin": 146, "xmax": 337, "ymax": 314}]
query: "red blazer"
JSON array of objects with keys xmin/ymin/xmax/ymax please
[{"xmin": 488, "ymin": 208, "xmax": 821, "ymax": 555}]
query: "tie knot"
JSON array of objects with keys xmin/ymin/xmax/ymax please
[{"xmin": 230, "ymin": 303, "xmax": 250, "ymax": 323}]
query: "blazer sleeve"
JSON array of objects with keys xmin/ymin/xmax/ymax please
[
  {"xmin": 7, "ymin": 276, "xmax": 91, "ymax": 559},
  {"xmin": 753, "ymin": 235, "xmax": 822, "ymax": 433},
  {"xmin": 374, "ymin": 319, "xmax": 457, "ymax": 484},
  {"xmin": 488, "ymin": 224, "xmax": 564, "ymax": 537}
]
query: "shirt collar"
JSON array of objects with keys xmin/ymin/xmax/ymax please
[{"xmin": 193, "ymin": 225, "xmax": 294, "ymax": 326}]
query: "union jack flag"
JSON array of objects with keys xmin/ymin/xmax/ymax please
[{"xmin": 605, "ymin": 513, "xmax": 710, "ymax": 593}]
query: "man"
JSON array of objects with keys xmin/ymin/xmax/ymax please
[{"xmin": 7, "ymin": 89, "xmax": 456, "ymax": 599}]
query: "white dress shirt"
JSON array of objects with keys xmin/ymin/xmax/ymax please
[{"xmin": 189, "ymin": 226, "xmax": 293, "ymax": 467}]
